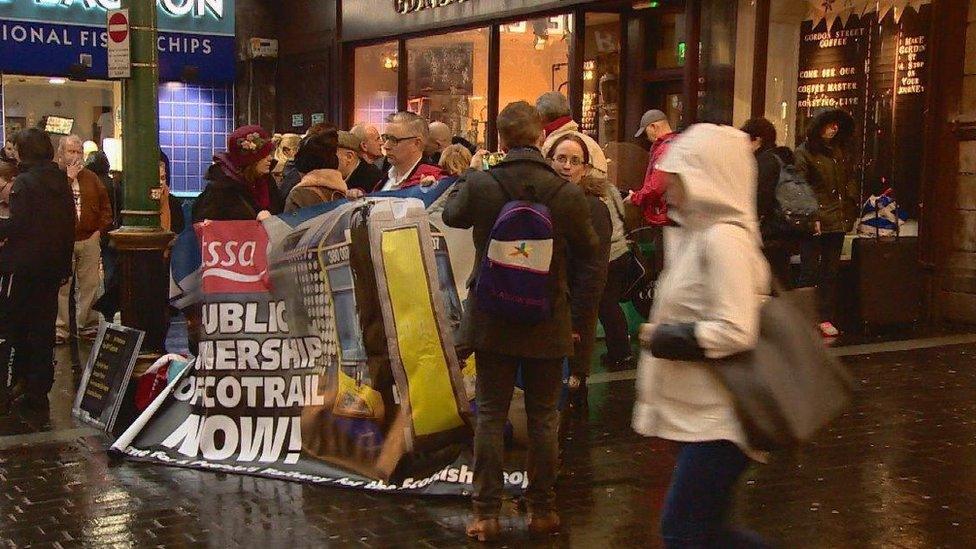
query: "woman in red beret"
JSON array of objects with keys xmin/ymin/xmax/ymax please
[{"xmin": 191, "ymin": 125, "xmax": 283, "ymax": 222}]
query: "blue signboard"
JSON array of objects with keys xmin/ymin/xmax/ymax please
[{"xmin": 0, "ymin": 0, "xmax": 235, "ymax": 82}]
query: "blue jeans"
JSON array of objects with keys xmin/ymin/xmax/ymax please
[{"xmin": 661, "ymin": 440, "xmax": 770, "ymax": 549}]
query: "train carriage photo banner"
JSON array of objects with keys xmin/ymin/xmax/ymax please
[{"xmin": 112, "ymin": 184, "xmax": 541, "ymax": 496}]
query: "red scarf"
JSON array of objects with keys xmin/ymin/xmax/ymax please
[
  {"xmin": 543, "ymin": 116, "xmax": 574, "ymax": 138},
  {"xmin": 247, "ymin": 175, "xmax": 272, "ymax": 211}
]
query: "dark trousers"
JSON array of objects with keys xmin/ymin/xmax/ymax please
[
  {"xmin": 799, "ymin": 232, "xmax": 845, "ymax": 321},
  {"xmin": 472, "ymin": 351, "xmax": 563, "ymax": 518},
  {"xmin": 600, "ymin": 255, "xmax": 632, "ymax": 361},
  {"xmin": 0, "ymin": 272, "xmax": 60, "ymax": 396},
  {"xmin": 661, "ymin": 440, "xmax": 769, "ymax": 549},
  {"xmin": 762, "ymin": 237, "xmax": 802, "ymax": 290}
]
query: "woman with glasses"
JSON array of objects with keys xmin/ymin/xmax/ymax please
[{"xmin": 544, "ymin": 132, "xmax": 613, "ymax": 408}]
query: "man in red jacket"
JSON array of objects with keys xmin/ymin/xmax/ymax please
[
  {"xmin": 628, "ymin": 109, "xmax": 677, "ymax": 225},
  {"xmin": 627, "ymin": 109, "xmax": 676, "ymax": 279}
]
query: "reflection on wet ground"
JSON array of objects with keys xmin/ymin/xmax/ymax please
[{"xmin": 3, "ymin": 330, "xmax": 976, "ymax": 547}]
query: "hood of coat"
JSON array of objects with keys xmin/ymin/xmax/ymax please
[
  {"xmin": 86, "ymin": 151, "xmax": 111, "ymax": 176},
  {"xmin": 656, "ymin": 123, "xmax": 760, "ymax": 241},
  {"xmin": 804, "ymin": 108, "xmax": 855, "ymax": 154},
  {"xmin": 20, "ymin": 160, "xmax": 70, "ymax": 197},
  {"xmin": 296, "ymin": 169, "xmax": 347, "ymax": 193},
  {"xmin": 208, "ymin": 152, "xmax": 247, "ymax": 188}
]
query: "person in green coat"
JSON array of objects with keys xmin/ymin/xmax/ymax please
[{"xmin": 795, "ymin": 109, "xmax": 858, "ymax": 338}]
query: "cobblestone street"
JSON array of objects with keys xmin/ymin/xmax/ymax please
[{"xmin": 3, "ymin": 336, "xmax": 976, "ymax": 548}]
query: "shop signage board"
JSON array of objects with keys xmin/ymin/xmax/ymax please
[
  {"xmin": 72, "ymin": 323, "xmax": 145, "ymax": 435},
  {"xmin": 106, "ymin": 9, "xmax": 130, "ymax": 79},
  {"xmin": 342, "ymin": 0, "xmax": 596, "ymax": 42},
  {"xmin": 796, "ymin": 5, "xmax": 929, "ymax": 214},
  {"xmin": 292, "ymin": 113, "xmax": 305, "ymax": 127},
  {"xmin": 0, "ymin": 0, "xmax": 236, "ymax": 82}
]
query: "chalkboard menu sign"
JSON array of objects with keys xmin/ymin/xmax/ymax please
[
  {"xmin": 72, "ymin": 324, "xmax": 145, "ymax": 434},
  {"xmin": 796, "ymin": 6, "xmax": 930, "ymax": 215}
]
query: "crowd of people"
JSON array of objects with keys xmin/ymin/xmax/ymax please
[{"xmin": 0, "ymin": 84, "xmax": 860, "ymax": 546}]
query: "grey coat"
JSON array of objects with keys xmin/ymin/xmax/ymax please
[{"xmin": 442, "ymin": 147, "xmax": 601, "ymax": 360}]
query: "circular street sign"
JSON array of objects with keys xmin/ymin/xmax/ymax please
[{"xmin": 108, "ymin": 12, "xmax": 128, "ymax": 43}]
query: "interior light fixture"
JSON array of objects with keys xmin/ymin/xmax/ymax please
[
  {"xmin": 382, "ymin": 52, "xmax": 399, "ymax": 70},
  {"xmin": 49, "ymin": 77, "xmax": 67, "ymax": 85},
  {"xmin": 534, "ymin": 35, "xmax": 548, "ymax": 50}
]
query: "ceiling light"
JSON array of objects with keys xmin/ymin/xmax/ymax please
[{"xmin": 49, "ymin": 78, "xmax": 67, "ymax": 85}]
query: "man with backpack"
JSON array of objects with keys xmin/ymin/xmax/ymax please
[
  {"xmin": 443, "ymin": 101, "xmax": 600, "ymax": 541},
  {"xmin": 741, "ymin": 117, "xmax": 818, "ymax": 289}
]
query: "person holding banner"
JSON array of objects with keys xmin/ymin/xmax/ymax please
[
  {"xmin": 192, "ymin": 125, "xmax": 279, "ymax": 223},
  {"xmin": 444, "ymin": 101, "xmax": 599, "ymax": 541}
]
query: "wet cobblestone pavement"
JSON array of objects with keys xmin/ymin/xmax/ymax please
[{"xmin": 3, "ymin": 334, "xmax": 976, "ymax": 548}]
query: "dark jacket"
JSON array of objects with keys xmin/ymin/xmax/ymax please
[
  {"xmin": 346, "ymin": 158, "xmax": 384, "ymax": 193},
  {"xmin": 191, "ymin": 161, "xmax": 259, "ymax": 223},
  {"xmin": 278, "ymin": 160, "xmax": 302, "ymax": 200},
  {"xmin": 0, "ymin": 160, "xmax": 75, "ymax": 280},
  {"xmin": 795, "ymin": 109, "xmax": 859, "ymax": 234},
  {"xmin": 87, "ymin": 151, "xmax": 120, "ymax": 245},
  {"xmin": 569, "ymin": 189, "xmax": 612, "ymax": 375},
  {"xmin": 755, "ymin": 145, "xmax": 795, "ymax": 240},
  {"xmin": 442, "ymin": 147, "xmax": 601, "ymax": 359}
]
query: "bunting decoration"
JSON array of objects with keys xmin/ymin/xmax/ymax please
[{"xmin": 807, "ymin": 0, "xmax": 930, "ymax": 27}]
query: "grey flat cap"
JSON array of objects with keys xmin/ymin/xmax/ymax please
[{"xmin": 635, "ymin": 109, "xmax": 667, "ymax": 138}]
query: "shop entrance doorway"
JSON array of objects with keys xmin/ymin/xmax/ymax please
[{"xmin": 1, "ymin": 75, "xmax": 121, "ymax": 168}]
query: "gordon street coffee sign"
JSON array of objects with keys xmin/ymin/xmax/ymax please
[{"xmin": 394, "ymin": 0, "xmax": 471, "ymax": 15}]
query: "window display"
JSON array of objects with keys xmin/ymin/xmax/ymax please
[
  {"xmin": 498, "ymin": 15, "xmax": 573, "ymax": 115},
  {"xmin": 354, "ymin": 41, "xmax": 399, "ymax": 131},
  {"xmin": 407, "ymin": 28, "xmax": 489, "ymax": 148}
]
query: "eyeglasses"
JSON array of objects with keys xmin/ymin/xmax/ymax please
[
  {"xmin": 552, "ymin": 155, "xmax": 586, "ymax": 167},
  {"xmin": 380, "ymin": 134, "xmax": 420, "ymax": 146}
]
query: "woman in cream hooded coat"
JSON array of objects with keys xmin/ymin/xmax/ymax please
[{"xmin": 632, "ymin": 123, "xmax": 771, "ymax": 548}]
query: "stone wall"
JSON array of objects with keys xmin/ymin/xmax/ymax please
[
  {"xmin": 940, "ymin": 0, "xmax": 976, "ymax": 323},
  {"xmin": 275, "ymin": 0, "xmax": 339, "ymax": 133},
  {"xmin": 234, "ymin": 0, "xmax": 279, "ymax": 132}
]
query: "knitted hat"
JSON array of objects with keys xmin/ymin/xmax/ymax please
[{"xmin": 226, "ymin": 125, "xmax": 275, "ymax": 170}]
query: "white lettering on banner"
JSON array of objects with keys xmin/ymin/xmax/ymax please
[{"xmin": 161, "ymin": 414, "xmax": 302, "ymax": 463}]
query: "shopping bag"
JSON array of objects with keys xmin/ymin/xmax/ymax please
[{"xmin": 711, "ymin": 281, "xmax": 855, "ymax": 451}]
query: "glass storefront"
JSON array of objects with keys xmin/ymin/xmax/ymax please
[{"xmin": 342, "ymin": 1, "xmax": 710, "ymax": 160}]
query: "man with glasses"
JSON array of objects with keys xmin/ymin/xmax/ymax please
[{"xmin": 377, "ymin": 112, "xmax": 444, "ymax": 192}]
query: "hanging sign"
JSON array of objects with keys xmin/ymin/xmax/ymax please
[{"xmin": 106, "ymin": 9, "xmax": 130, "ymax": 78}]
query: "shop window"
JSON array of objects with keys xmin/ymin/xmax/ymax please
[
  {"xmin": 644, "ymin": 11, "xmax": 686, "ymax": 71},
  {"xmin": 159, "ymin": 82, "xmax": 234, "ymax": 195},
  {"xmin": 583, "ymin": 13, "xmax": 622, "ymax": 146},
  {"xmin": 407, "ymin": 28, "xmax": 489, "ymax": 149},
  {"xmin": 498, "ymin": 15, "xmax": 574, "ymax": 117},
  {"xmin": 698, "ymin": 0, "xmax": 737, "ymax": 124},
  {"xmin": 353, "ymin": 41, "xmax": 399, "ymax": 131}
]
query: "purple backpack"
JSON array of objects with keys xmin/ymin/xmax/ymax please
[{"xmin": 475, "ymin": 174, "xmax": 567, "ymax": 324}]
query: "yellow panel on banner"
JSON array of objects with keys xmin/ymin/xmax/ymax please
[{"xmin": 381, "ymin": 227, "xmax": 464, "ymax": 436}]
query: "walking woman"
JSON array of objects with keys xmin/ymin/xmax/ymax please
[{"xmin": 633, "ymin": 122, "xmax": 771, "ymax": 548}]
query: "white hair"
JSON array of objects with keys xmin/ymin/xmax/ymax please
[{"xmin": 535, "ymin": 92, "xmax": 571, "ymax": 123}]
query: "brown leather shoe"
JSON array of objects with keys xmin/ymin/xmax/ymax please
[
  {"xmin": 527, "ymin": 511, "xmax": 561, "ymax": 536},
  {"xmin": 466, "ymin": 517, "xmax": 501, "ymax": 542}
]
